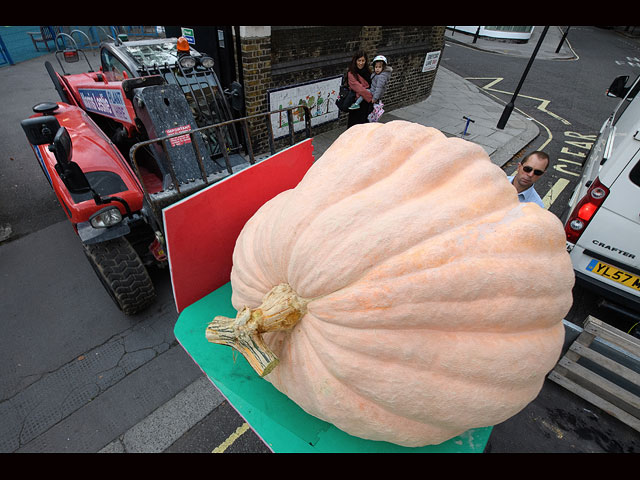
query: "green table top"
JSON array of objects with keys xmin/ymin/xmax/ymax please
[{"xmin": 174, "ymin": 283, "xmax": 493, "ymax": 453}]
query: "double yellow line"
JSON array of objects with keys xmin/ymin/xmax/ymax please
[{"xmin": 211, "ymin": 422, "xmax": 251, "ymax": 453}]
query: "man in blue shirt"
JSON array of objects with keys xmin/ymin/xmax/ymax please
[{"xmin": 507, "ymin": 151, "xmax": 549, "ymax": 208}]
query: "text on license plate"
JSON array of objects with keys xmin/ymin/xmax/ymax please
[{"xmin": 586, "ymin": 259, "xmax": 640, "ymax": 291}]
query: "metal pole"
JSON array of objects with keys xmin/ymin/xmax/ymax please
[
  {"xmin": 497, "ymin": 26, "xmax": 549, "ymax": 130},
  {"xmin": 473, "ymin": 26, "xmax": 481, "ymax": 44},
  {"xmin": 555, "ymin": 26, "xmax": 570, "ymax": 54}
]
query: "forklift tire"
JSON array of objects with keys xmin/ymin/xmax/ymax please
[{"xmin": 83, "ymin": 237, "xmax": 156, "ymax": 315}]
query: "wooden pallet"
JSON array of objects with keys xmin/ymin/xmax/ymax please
[{"xmin": 548, "ymin": 316, "xmax": 640, "ymax": 432}]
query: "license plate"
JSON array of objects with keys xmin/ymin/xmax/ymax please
[{"xmin": 586, "ymin": 259, "xmax": 640, "ymax": 291}]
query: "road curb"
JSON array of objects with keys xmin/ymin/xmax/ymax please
[{"xmin": 99, "ymin": 375, "xmax": 224, "ymax": 453}]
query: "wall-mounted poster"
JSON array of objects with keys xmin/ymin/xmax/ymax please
[
  {"xmin": 422, "ymin": 50, "xmax": 441, "ymax": 72},
  {"xmin": 268, "ymin": 75, "xmax": 343, "ymax": 138}
]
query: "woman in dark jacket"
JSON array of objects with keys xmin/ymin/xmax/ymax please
[{"xmin": 346, "ymin": 51, "xmax": 373, "ymax": 127}]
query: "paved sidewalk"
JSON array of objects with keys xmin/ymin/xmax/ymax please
[
  {"xmin": 313, "ymin": 26, "xmax": 582, "ymax": 167},
  {"xmin": 388, "ymin": 67, "xmax": 539, "ymax": 166},
  {"xmin": 313, "ymin": 66, "xmax": 539, "ymax": 168},
  {"xmin": 445, "ymin": 25, "xmax": 578, "ymax": 61}
]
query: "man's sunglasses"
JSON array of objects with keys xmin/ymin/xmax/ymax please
[{"xmin": 521, "ymin": 165, "xmax": 545, "ymax": 176}]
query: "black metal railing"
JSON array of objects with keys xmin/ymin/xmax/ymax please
[
  {"xmin": 139, "ymin": 62, "xmax": 233, "ymax": 133},
  {"xmin": 129, "ymin": 105, "xmax": 312, "ymax": 226}
]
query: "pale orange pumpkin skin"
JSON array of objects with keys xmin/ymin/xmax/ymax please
[{"xmin": 228, "ymin": 120, "xmax": 574, "ymax": 446}]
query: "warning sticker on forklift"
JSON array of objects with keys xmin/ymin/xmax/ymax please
[
  {"xmin": 165, "ymin": 125, "xmax": 192, "ymax": 147},
  {"xmin": 78, "ymin": 88, "xmax": 131, "ymax": 124}
]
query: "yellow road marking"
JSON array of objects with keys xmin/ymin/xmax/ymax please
[
  {"xmin": 212, "ymin": 422, "xmax": 250, "ymax": 453},
  {"xmin": 467, "ymin": 83, "xmax": 554, "ymax": 150},
  {"xmin": 458, "ymin": 74, "xmax": 579, "ymax": 211},
  {"xmin": 468, "ymin": 80, "xmax": 573, "ymax": 209},
  {"xmin": 466, "ymin": 77, "xmax": 572, "ymax": 125},
  {"xmin": 528, "ymin": 113, "xmax": 553, "ymax": 151},
  {"xmin": 542, "ymin": 178, "xmax": 571, "ymax": 209}
]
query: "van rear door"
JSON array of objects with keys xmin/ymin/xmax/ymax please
[
  {"xmin": 596, "ymin": 150, "xmax": 640, "ymax": 268},
  {"xmin": 575, "ymin": 76, "xmax": 640, "ymax": 272},
  {"xmin": 603, "ymin": 147, "xmax": 640, "ymax": 218},
  {"xmin": 572, "ymin": 149, "xmax": 640, "ymax": 297}
]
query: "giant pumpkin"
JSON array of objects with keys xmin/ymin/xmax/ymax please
[{"xmin": 206, "ymin": 120, "xmax": 574, "ymax": 447}]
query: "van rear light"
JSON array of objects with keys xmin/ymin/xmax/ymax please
[
  {"xmin": 565, "ymin": 177, "xmax": 609, "ymax": 243},
  {"xmin": 577, "ymin": 202, "xmax": 598, "ymax": 222}
]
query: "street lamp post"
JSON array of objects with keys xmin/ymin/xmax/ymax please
[
  {"xmin": 555, "ymin": 26, "xmax": 570, "ymax": 53},
  {"xmin": 497, "ymin": 26, "xmax": 549, "ymax": 130},
  {"xmin": 473, "ymin": 26, "xmax": 481, "ymax": 44}
]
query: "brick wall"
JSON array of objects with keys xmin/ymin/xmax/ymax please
[
  {"xmin": 237, "ymin": 26, "xmax": 445, "ymax": 153},
  {"xmin": 239, "ymin": 32, "xmax": 273, "ymax": 149}
]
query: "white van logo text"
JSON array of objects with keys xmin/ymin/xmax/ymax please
[{"xmin": 592, "ymin": 240, "xmax": 636, "ymax": 259}]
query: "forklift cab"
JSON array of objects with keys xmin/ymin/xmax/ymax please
[
  {"xmin": 98, "ymin": 37, "xmax": 241, "ymax": 131},
  {"xmin": 99, "ymin": 37, "xmax": 214, "ymax": 79},
  {"xmin": 100, "ymin": 48, "xmax": 133, "ymax": 81}
]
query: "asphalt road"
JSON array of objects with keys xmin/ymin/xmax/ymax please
[
  {"xmin": 0, "ymin": 52, "xmax": 68, "ymax": 241},
  {"xmin": 1, "ymin": 27, "xmax": 639, "ymax": 453},
  {"xmin": 0, "ymin": 48, "xmax": 262, "ymax": 453}
]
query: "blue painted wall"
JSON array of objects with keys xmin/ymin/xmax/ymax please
[
  {"xmin": 0, "ymin": 26, "xmax": 160, "ymax": 67},
  {"xmin": 0, "ymin": 26, "xmax": 50, "ymax": 66}
]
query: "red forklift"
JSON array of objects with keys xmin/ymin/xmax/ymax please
[{"xmin": 20, "ymin": 34, "xmax": 310, "ymax": 315}]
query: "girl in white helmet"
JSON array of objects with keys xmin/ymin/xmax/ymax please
[{"xmin": 349, "ymin": 55, "xmax": 392, "ymax": 113}]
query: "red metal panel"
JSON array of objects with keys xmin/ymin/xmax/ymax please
[{"xmin": 164, "ymin": 139, "xmax": 315, "ymax": 312}]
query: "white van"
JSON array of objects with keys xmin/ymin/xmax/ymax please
[{"xmin": 563, "ymin": 74, "xmax": 640, "ymax": 312}]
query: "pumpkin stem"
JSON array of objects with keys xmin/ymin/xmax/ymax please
[{"xmin": 205, "ymin": 284, "xmax": 309, "ymax": 377}]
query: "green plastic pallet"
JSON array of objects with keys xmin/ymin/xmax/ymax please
[{"xmin": 174, "ymin": 283, "xmax": 493, "ymax": 453}]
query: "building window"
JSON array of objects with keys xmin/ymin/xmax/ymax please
[{"xmin": 484, "ymin": 26, "xmax": 533, "ymax": 34}]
